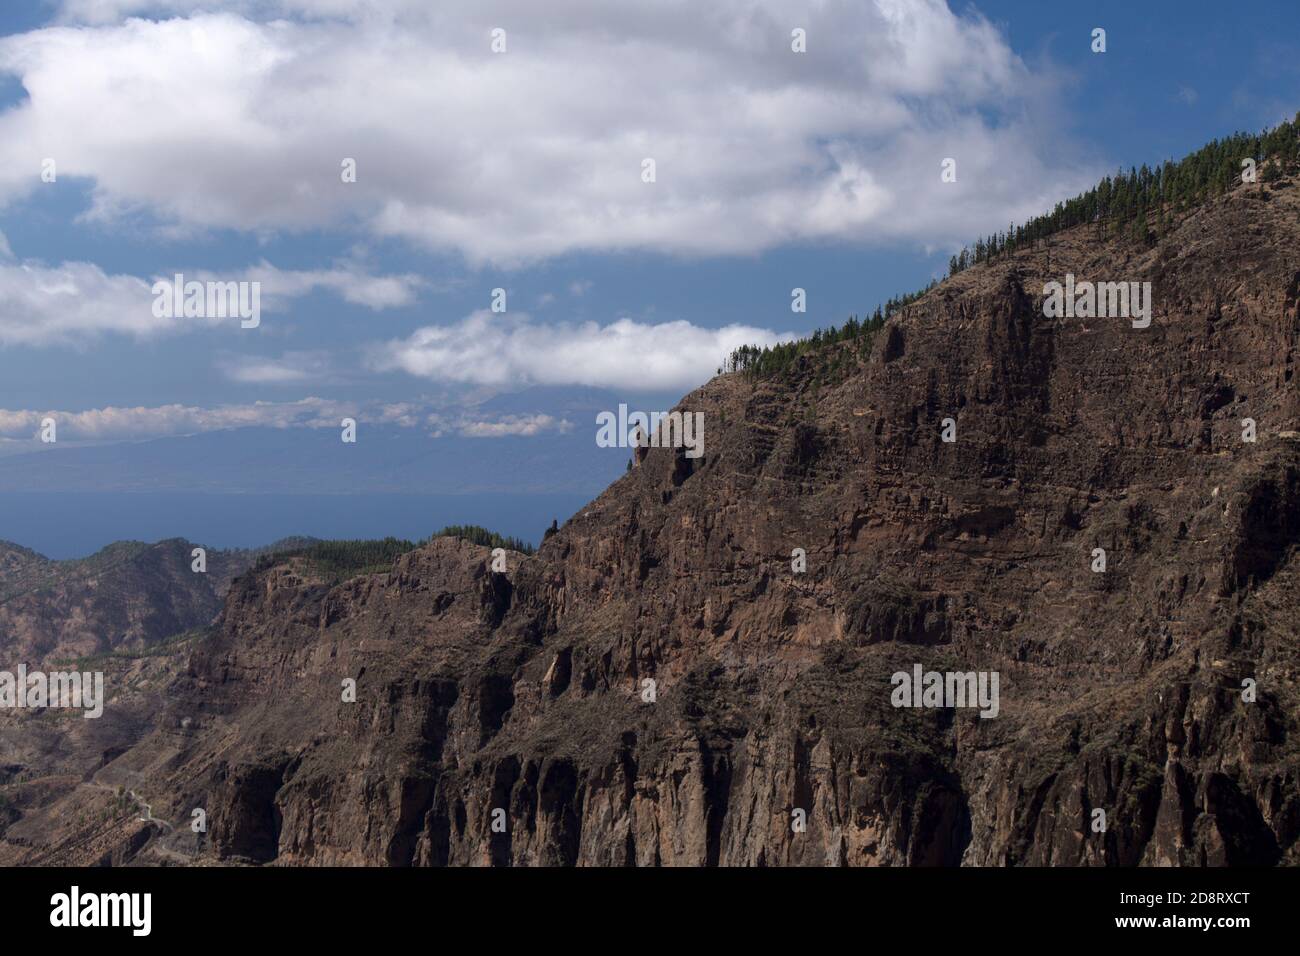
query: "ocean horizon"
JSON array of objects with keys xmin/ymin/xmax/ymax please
[{"xmin": 0, "ymin": 491, "xmax": 594, "ymax": 560}]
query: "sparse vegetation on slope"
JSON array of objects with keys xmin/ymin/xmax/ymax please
[
  {"xmin": 433, "ymin": 525, "xmax": 536, "ymax": 556},
  {"xmin": 254, "ymin": 528, "xmax": 535, "ymax": 582},
  {"xmin": 945, "ymin": 113, "xmax": 1300, "ymax": 275},
  {"xmin": 727, "ymin": 113, "xmax": 1300, "ymax": 379},
  {"xmin": 257, "ymin": 537, "xmax": 418, "ymax": 578}
]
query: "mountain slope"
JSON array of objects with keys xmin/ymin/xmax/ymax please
[
  {"xmin": 0, "ymin": 538, "xmax": 260, "ymax": 663},
  {"xmin": 7, "ymin": 165, "xmax": 1300, "ymax": 867}
]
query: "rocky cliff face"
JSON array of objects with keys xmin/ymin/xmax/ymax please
[
  {"xmin": 9, "ymin": 174, "xmax": 1300, "ymax": 867},
  {"xmin": 0, "ymin": 538, "xmax": 254, "ymax": 663},
  {"xmin": 0, "ymin": 538, "xmax": 259, "ymax": 861}
]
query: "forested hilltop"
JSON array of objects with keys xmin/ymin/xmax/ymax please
[{"xmin": 725, "ymin": 113, "xmax": 1300, "ymax": 379}]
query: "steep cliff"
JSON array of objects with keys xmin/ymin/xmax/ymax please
[{"xmin": 9, "ymin": 171, "xmax": 1300, "ymax": 868}]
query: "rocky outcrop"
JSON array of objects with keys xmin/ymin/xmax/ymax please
[
  {"xmin": 0, "ymin": 538, "xmax": 256, "ymax": 663},
  {"xmin": 10, "ymin": 173, "xmax": 1300, "ymax": 868},
  {"xmin": 0, "ymin": 538, "xmax": 270, "ymax": 865}
]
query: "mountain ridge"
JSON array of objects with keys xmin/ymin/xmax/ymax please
[{"xmin": 3, "ymin": 132, "xmax": 1299, "ymax": 867}]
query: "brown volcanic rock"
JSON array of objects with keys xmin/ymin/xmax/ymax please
[
  {"xmin": 0, "ymin": 538, "xmax": 263, "ymax": 863},
  {"xmin": 0, "ymin": 538, "xmax": 255, "ymax": 664},
  {"xmin": 20, "ymin": 177, "xmax": 1300, "ymax": 867}
]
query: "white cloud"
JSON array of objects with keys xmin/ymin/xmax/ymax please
[
  {"xmin": 0, "ymin": 1, "xmax": 1096, "ymax": 266},
  {"xmin": 0, "ymin": 257, "xmax": 420, "ymax": 346},
  {"xmin": 230, "ymin": 261, "xmax": 423, "ymax": 310},
  {"xmin": 53, "ymin": 1, "xmax": 386, "ymax": 22},
  {"xmin": 0, "ymin": 260, "xmax": 161, "ymax": 346},
  {"xmin": 215, "ymin": 349, "xmax": 332, "ymax": 384},
  {"xmin": 0, "ymin": 397, "xmax": 576, "ymax": 440},
  {"xmin": 368, "ymin": 310, "xmax": 795, "ymax": 391},
  {"xmin": 0, "ymin": 397, "xmax": 353, "ymax": 439},
  {"xmin": 460, "ymin": 413, "xmax": 573, "ymax": 437},
  {"xmin": 375, "ymin": 401, "xmax": 425, "ymax": 428}
]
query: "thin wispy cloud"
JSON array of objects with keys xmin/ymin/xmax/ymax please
[
  {"xmin": 0, "ymin": 397, "xmax": 573, "ymax": 441},
  {"xmin": 459, "ymin": 413, "xmax": 573, "ymax": 438},
  {"xmin": 0, "ymin": 398, "xmax": 355, "ymax": 439},
  {"xmin": 0, "ymin": 257, "xmax": 421, "ymax": 347},
  {"xmin": 215, "ymin": 350, "xmax": 334, "ymax": 384}
]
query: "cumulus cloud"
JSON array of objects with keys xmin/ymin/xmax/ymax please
[
  {"xmin": 0, "ymin": 397, "xmax": 573, "ymax": 440},
  {"xmin": 0, "ymin": 1, "xmax": 1096, "ymax": 265},
  {"xmin": 0, "ymin": 260, "xmax": 162, "ymax": 346},
  {"xmin": 368, "ymin": 310, "xmax": 795, "ymax": 391},
  {"xmin": 0, "ymin": 257, "xmax": 420, "ymax": 346}
]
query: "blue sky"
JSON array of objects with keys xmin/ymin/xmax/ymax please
[{"xmin": 0, "ymin": 0, "xmax": 1296, "ymax": 552}]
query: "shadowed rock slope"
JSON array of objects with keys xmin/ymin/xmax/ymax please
[{"xmin": 12, "ymin": 172, "xmax": 1300, "ymax": 867}]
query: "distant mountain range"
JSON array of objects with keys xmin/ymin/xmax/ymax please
[{"xmin": 0, "ymin": 536, "xmax": 314, "ymax": 663}]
